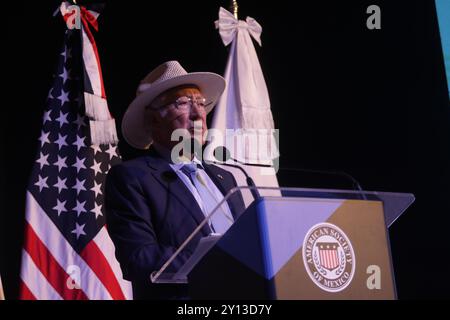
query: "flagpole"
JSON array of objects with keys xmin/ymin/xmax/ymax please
[{"xmin": 230, "ymin": 0, "xmax": 238, "ymax": 19}]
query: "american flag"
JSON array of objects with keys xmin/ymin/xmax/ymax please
[{"xmin": 19, "ymin": 2, "xmax": 132, "ymax": 300}]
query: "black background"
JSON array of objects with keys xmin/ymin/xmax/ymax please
[{"xmin": 2, "ymin": 0, "xmax": 450, "ymax": 299}]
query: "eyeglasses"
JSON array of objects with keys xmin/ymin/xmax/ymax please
[{"xmin": 152, "ymin": 96, "xmax": 212, "ymax": 112}]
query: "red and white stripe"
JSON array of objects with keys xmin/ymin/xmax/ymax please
[
  {"xmin": 319, "ymin": 249, "xmax": 339, "ymax": 270},
  {"xmin": 20, "ymin": 250, "xmax": 63, "ymax": 300},
  {"xmin": 20, "ymin": 191, "xmax": 132, "ymax": 300},
  {"xmin": 91, "ymin": 227, "xmax": 132, "ymax": 298}
]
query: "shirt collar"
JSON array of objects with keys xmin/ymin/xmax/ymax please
[
  {"xmin": 171, "ymin": 156, "xmax": 203, "ymax": 171},
  {"xmin": 153, "ymin": 143, "xmax": 203, "ymax": 170}
]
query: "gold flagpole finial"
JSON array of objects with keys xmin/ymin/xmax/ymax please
[{"xmin": 231, "ymin": 0, "xmax": 239, "ymax": 19}]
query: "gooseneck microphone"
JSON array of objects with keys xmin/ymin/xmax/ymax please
[
  {"xmin": 208, "ymin": 147, "xmax": 262, "ymax": 202},
  {"xmin": 275, "ymin": 167, "xmax": 364, "ymax": 193},
  {"xmin": 210, "ymin": 147, "xmax": 365, "ymax": 198}
]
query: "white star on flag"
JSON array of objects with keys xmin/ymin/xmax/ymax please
[
  {"xmin": 53, "ymin": 155, "xmax": 68, "ymax": 172},
  {"xmin": 91, "ymin": 181, "xmax": 102, "ymax": 198},
  {"xmin": 73, "ymin": 200, "xmax": 87, "ymax": 217},
  {"xmin": 91, "ymin": 203, "xmax": 103, "ymax": 219},
  {"xmin": 53, "ymin": 199, "xmax": 67, "ymax": 217},
  {"xmin": 59, "ymin": 67, "xmax": 72, "ymax": 83},
  {"xmin": 72, "ymin": 178, "xmax": 86, "ymax": 195},
  {"xmin": 91, "ymin": 159, "xmax": 102, "ymax": 176},
  {"xmin": 71, "ymin": 223, "xmax": 86, "ymax": 240},
  {"xmin": 91, "ymin": 202, "xmax": 103, "ymax": 219},
  {"xmin": 74, "ymin": 114, "xmax": 86, "ymax": 128},
  {"xmin": 38, "ymin": 131, "xmax": 51, "ymax": 147},
  {"xmin": 72, "ymin": 157, "xmax": 87, "ymax": 173},
  {"xmin": 43, "ymin": 110, "xmax": 52, "ymax": 124},
  {"xmin": 55, "ymin": 134, "xmax": 68, "ymax": 150},
  {"xmin": 72, "ymin": 178, "xmax": 87, "ymax": 195},
  {"xmin": 105, "ymin": 145, "xmax": 118, "ymax": 160},
  {"xmin": 36, "ymin": 152, "xmax": 50, "ymax": 170},
  {"xmin": 56, "ymin": 111, "xmax": 69, "ymax": 128},
  {"xmin": 53, "ymin": 177, "xmax": 68, "ymax": 193},
  {"xmin": 91, "ymin": 144, "xmax": 102, "ymax": 156},
  {"xmin": 57, "ymin": 89, "xmax": 70, "ymax": 106},
  {"xmin": 73, "ymin": 135, "xmax": 86, "ymax": 151},
  {"xmin": 34, "ymin": 175, "xmax": 49, "ymax": 192}
]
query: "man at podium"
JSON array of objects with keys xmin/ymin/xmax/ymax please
[{"xmin": 105, "ymin": 61, "xmax": 245, "ymax": 299}]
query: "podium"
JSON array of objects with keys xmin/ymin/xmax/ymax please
[{"xmin": 150, "ymin": 187, "xmax": 414, "ymax": 299}]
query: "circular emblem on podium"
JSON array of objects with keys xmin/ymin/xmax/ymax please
[{"xmin": 302, "ymin": 223, "xmax": 355, "ymax": 293}]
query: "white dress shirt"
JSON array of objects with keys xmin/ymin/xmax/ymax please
[
  {"xmin": 152, "ymin": 143, "xmax": 234, "ymax": 233},
  {"xmin": 170, "ymin": 157, "xmax": 234, "ymax": 233}
]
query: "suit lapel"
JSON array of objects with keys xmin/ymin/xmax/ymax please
[
  {"xmin": 145, "ymin": 153, "xmax": 212, "ymax": 236},
  {"xmin": 203, "ymin": 163, "xmax": 242, "ymax": 219}
]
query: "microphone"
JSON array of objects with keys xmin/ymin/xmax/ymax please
[
  {"xmin": 208, "ymin": 147, "xmax": 262, "ymax": 202},
  {"xmin": 210, "ymin": 147, "xmax": 365, "ymax": 197},
  {"xmin": 278, "ymin": 167, "xmax": 364, "ymax": 193},
  {"xmin": 278, "ymin": 166, "xmax": 367, "ymax": 200}
]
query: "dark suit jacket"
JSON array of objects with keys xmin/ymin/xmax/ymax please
[{"xmin": 105, "ymin": 149, "xmax": 246, "ymax": 300}]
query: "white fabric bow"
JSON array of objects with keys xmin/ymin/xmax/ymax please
[{"xmin": 215, "ymin": 7, "xmax": 262, "ymax": 47}]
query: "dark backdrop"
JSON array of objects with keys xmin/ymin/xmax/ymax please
[{"xmin": 2, "ymin": 0, "xmax": 450, "ymax": 299}]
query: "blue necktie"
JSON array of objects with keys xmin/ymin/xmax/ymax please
[{"xmin": 180, "ymin": 163, "xmax": 233, "ymax": 234}]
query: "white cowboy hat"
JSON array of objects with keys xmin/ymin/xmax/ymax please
[{"xmin": 121, "ymin": 60, "xmax": 226, "ymax": 150}]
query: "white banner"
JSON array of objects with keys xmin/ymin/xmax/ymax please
[{"xmin": 205, "ymin": 7, "xmax": 280, "ymax": 205}]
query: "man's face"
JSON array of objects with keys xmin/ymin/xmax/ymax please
[{"xmin": 145, "ymin": 86, "xmax": 208, "ymax": 150}]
